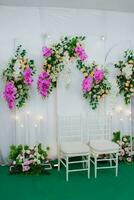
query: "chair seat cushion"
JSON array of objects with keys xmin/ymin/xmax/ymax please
[
  {"xmin": 60, "ymin": 141, "xmax": 89, "ymax": 154},
  {"xmin": 89, "ymin": 140, "xmax": 119, "ymax": 153}
]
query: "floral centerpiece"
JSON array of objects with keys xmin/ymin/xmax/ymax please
[
  {"xmin": 37, "ymin": 36, "xmax": 88, "ymax": 98},
  {"xmin": 3, "ymin": 45, "xmax": 36, "ymax": 109},
  {"xmin": 115, "ymin": 49, "xmax": 134, "ymax": 104},
  {"xmin": 9, "ymin": 144, "xmax": 50, "ymax": 175},
  {"xmin": 81, "ymin": 62, "xmax": 111, "ymax": 109},
  {"xmin": 112, "ymin": 131, "xmax": 133, "ymax": 163}
]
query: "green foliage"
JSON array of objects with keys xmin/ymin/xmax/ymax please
[
  {"xmin": 115, "ymin": 49, "xmax": 134, "ymax": 104},
  {"xmin": 9, "ymin": 145, "xmax": 23, "ymax": 160},
  {"xmin": 112, "ymin": 131, "xmax": 121, "ymax": 142},
  {"xmin": 124, "ymin": 49, "xmax": 134, "ymax": 60}
]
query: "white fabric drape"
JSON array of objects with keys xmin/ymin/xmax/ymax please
[{"xmin": 0, "ymin": 6, "xmax": 134, "ymax": 161}]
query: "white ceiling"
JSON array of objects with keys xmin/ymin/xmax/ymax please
[{"xmin": 0, "ymin": 0, "xmax": 134, "ymax": 13}]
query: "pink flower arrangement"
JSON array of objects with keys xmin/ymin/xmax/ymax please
[
  {"xmin": 75, "ymin": 45, "xmax": 88, "ymax": 61},
  {"xmin": 23, "ymin": 68, "xmax": 33, "ymax": 86},
  {"xmin": 42, "ymin": 46, "xmax": 52, "ymax": 58},
  {"xmin": 3, "ymin": 81, "xmax": 17, "ymax": 110},
  {"xmin": 93, "ymin": 68, "xmax": 104, "ymax": 82},
  {"xmin": 37, "ymin": 71, "xmax": 51, "ymax": 97},
  {"xmin": 82, "ymin": 76, "xmax": 93, "ymax": 92}
]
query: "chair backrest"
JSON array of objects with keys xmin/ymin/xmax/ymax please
[
  {"xmin": 58, "ymin": 115, "xmax": 83, "ymax": 144},
  {"xmin": 86, "ymin": 113, "xmax": 112, "ymax": 141}
]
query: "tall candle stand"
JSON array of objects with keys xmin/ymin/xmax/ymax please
[
  {"xmin": 20, "ymin": 123, "xmax": 25, "ymax": 160},
  {"xmin": 26, "ymin": 111, "xmax": 30, "ymax": 145}
]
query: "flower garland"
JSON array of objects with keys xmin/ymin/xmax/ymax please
[
  {"xmin": 81, "ymin": 62, "xmax": 111, "ymax": 109},
  {"xmin": 3, "ymin": 45, "xmax": 36, "ymax": 109},
  {"xmin": 115, "ymin": 49, "xmax": 134, "ymax": 104},
  {"xmin": 37, "ymin": 36, "xmax": 88, "ymax": 98}
]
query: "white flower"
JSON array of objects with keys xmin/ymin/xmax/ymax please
[
  {"xmin": 59, "ymin": 48, "xmax": 63, "ymax": 54},
  {"xmin": 29, "ymin": 147, "xmax": 34, "ymax": 151},
  {"xmin": 13, "ymin": 161, "xmax": 16, "ymax": 165},
  {"xmin": 123, "ymin": 137, "xmax": 127, "ymax": 142},
  {"xmin": 127, "ymin": 157, "xmax": 132, "ymax": 162},
  {"xmin": 26, "ymin": 150, "xmax": 30, "ymax": 154},
  {"xmin": 130, "ymin": 88, "xmax": 134, "ymax": 93},
  {"xmin": 14, "ymin": 60, "xmax": 21, "ymax": 79},
  {"xmin": 118, "ymin": 141, "xmax": 124, "ymax": 146},
  {"xmin": 41, "ymin": 156, "xmax": 44, "ymax": 160},
  {"xmin": 119, "ymin": 156, "xmax": 123, "ymax": 161},
  {"xmin": 37, "ymin": 160, "xmax": 41, "ymax": 165},
  {"xmin": 76, "ymin": 42, "xmax": 80, "ymax": 46},
  {"xmin": 30, "ymin": 154, "xmax": 34, "ymax": 158},
  {"xmin": 120, "ymin": 149, "xmax": 125, "ymax": 156},
  {"xmin": 122, "ymin": 64, "xmax": 133, "ymax": 79},
  {"xmin": 125, "ymin": 147, "xmax": 129, "ymax": 154}
]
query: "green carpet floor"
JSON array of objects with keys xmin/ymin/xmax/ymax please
[{"xmin": 0, "ymin": 163, "xmax": 133, "ymax": 200}]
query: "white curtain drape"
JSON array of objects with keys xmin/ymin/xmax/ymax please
[{"xmin": 0, "ymin": 6, "xmax": 134, "ymax": 161}]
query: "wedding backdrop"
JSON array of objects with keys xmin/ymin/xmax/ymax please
[{"xmin": 0, "ymin": 6, "xmax": 134, "ymax": 161}]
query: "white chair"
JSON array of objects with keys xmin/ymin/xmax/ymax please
[
  {"xmin": 87, "ymin": 115, "xmax": 119, "ymax": 178},
  {"xmin": 58, "ymin": 115, "xmax": 90, "ymax": 181}
]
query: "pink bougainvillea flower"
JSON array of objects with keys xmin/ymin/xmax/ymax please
[
  {"xmin": 79, "ymin": 52, "xmax": 88, "ymax": 61},
  {"xmin": 75, "ymin": 45, "xmax": 88, "ymax": 61},
  {"xmin": 3, "ymin": 81, "xmax": 17, "ymax": 110},
  {"xmin": 93, "ymin": 68, "xmax": 104, "ymax": 82},
  {"xmin": 22, "ymin": 165, "xmax": 30, "ymax": 172},
  {"xmin": 24, "ymin": 160, "xmax": 33, "ymax": 165},
  {"xmin": 82, "ymin": 76, "xmax": 93, "ymax": 92},
  {"xmin": 37, "ymin": 71, "xmax": 51, "ymax": 97},
  {"xmin": 42, "ymin": 46, "xmax": 52, "ymax": 58},
  {"xmin": 23, "ymin": 68, "xmax": 33, "ymax": 86}
]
